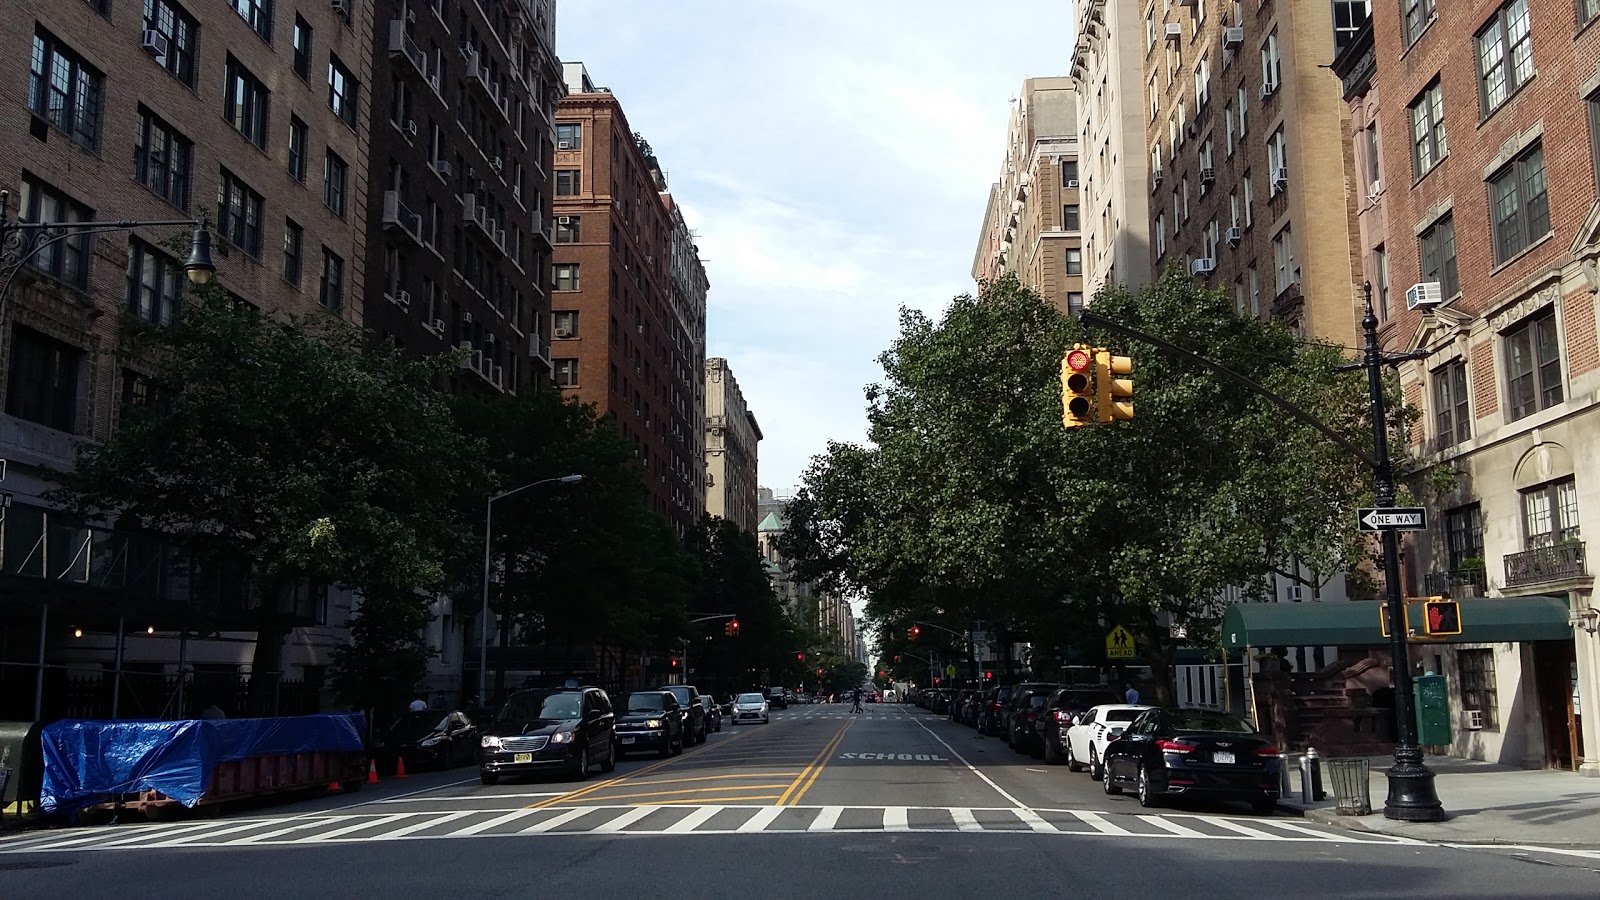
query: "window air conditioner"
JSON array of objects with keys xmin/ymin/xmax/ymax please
[
  {"xmin": 331, "ymin": 0, "xmax": 351, "ymax": 18},
  {"xmin": 141, "ymin": 30, "xmax": 169, "ymax": 57},
  {"xmin": 492, "ymin": 157, "xmax": 504, "ymax": 172},
  {"xmin": 1405, "ymin": 281, "xmax": 1443, "ymax": 310},
  {"xmin": 405, "ymin": 119, "xmax": 419, "ymax": 137},
  {"xmin": 1463, "ymin": 709, "xmax": 1485, "ymax": 730},
  {"xmin": 1066, "ymin": 179, "xmax": 1080, "ymax": 188},
  {"xmin": 395, "ymin": 290, "xmax": 411, "ymax": 306},
  {"xmin": 1165, "ymin": 23, "xmax": 1184, "ymax": 40},
  {"xmin": 557, "ymin": 141, "xmax": 572, "ymax": 150},
  {"xmin": 1272, "ymin": 166, "xmax": 1288, "ymax": 190},
  {"xmin": 1225, "ymin": 226, "xmax": 1242, "ymax": 246},
  {"xmin": 1153, "ymin": 172, "xmax": 1163, "ymax": 188},
  {"xmin": 1190, "ymin": 257, "xmax": 1217, "ymax": 276},
  {"xmin": 463, "ymin": 311, "xmax": 474, "ymax": 324},
  {"xmin": 1367, "ymin": 178, "xmax": 1383, "ymax": 199},
  {"xmin": 1200, "ymin": 167, "xmax": 1216, "ymax": 185},
  {"xmin": 558, "ymin": 216, "xmax": 573, "ymax": 225},
  {"xmin": 1223, "ymin": 27, "xmax": 1244, "ymax": 49},
  {"xmin": 432, "ymin": 318, "xmax": 445, "ymax": 332},
  {"xmin": 1260, "ymin": 82, "xmax": 1276, "ymax": 100},
  {"xmin": 435, "ymin": 160, "xmax": 452, "ymax": 177}
]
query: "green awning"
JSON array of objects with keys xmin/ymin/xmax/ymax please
[{"xmin": 1220, "ymin": 596, "xmax": 1573, "ymax": 650}]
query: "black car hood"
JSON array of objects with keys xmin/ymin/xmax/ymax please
[
  {"xmin": 617, "ymin": 711, "xmax": 668, "ymax": 724},
  {"xmin": 483, "ymin": 718, "xmax": 575, "ymax": 737}
]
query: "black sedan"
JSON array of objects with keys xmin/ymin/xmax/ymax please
[
  {"xmin": 478, "ymin": 686, "xmax": 617, "ymax": 785},
  {"xmin": 1102, "ymin": 708, "xmax": 1281, "ymax": 813},
  {"xmin": 376, "ymin": 709, "xmax": 482, "ymax": 773},
  {"xmin": 614, "ymin": 690, "xmax": 685, "ymax": 758}
]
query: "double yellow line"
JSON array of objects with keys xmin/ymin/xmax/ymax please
[
  {"xmin": 775, "ymin": 721, "xmax": 851, "ymax": 806},
  {"xmin": 530, "ymin": 725, "xmax": 760, "ymax": 809}
]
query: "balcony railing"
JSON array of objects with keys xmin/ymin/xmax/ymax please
[
  {"xmin": 383, "ymin": 191, "xmax": 423, "ymax": 244},
  {"xmin": 387, "ymin": 21, "xmax": 427, "ymax": 79},
  {"xmin": 1423, "ymin": 567, "xmax": 1488, "ymax": 598},
  {"xmin": 1503, "ymin": 542, "xmax": 1588, "ymax": 588}
]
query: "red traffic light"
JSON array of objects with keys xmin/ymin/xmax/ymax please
[
  {"xmin": 796, "ymin": 652, "xmax": 805, "ymax": 662},
  {"xmin": 670, "ymin": 658, "xmax": 679, "ymax": 667},
  {"xmin": 910, "ymin": 625, "xmax": 921, "ymax": 639},
  {"xmin": 731, "ymin": 620, "xmax": 740, "ymax": 634},
  {"xmin": 817, "ymin": 668, "xmax": 823, "ymax": 675},
  {"xmin": 985, "ymin": 671, "xmax": 993, "ymax": 680},
  {"xmin": 1065, "ymin": 348, "xmax": 1092, "ymax": 372}
]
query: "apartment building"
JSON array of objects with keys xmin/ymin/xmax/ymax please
[
  {"xmin": 362, "ymin": 0, "xmax": 561, "ymax": 396},
  {"xmin": 1070, "ymin": 0, "xmax": 1156, "ymax": 300},
  {"xmin": 1143, "ymin": 0, "xmax": 1366, "ymax": 344},
  {"xmin": 972, "ymin": 78, "xmax": 1084, "ymax": 315},
  {"xmin": 1334, "ymin": 1, "xmax": 1600, "ymax": 775},
  {"xmin": 550, "ymin": 63, "xmax": 708, "ymax": 534},
  {"xmin": 705, "ymin": 357, "xmax": 762, "ymax": 534}
]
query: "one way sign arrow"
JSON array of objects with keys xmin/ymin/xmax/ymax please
[{"xmin": 1358, "ymin": 507, "xmax": 1427, "ymax": 531}]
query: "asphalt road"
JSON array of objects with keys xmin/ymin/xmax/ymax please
[{"xmin": 3, "ymin": 703, "xmax": 1598, "ymax": 898}]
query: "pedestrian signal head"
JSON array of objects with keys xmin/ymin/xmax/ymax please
[
  {"xmin": 1423, "ymin": 598, "xmax": 1462, "ymax": 636},
  {"xmin": 1061, "ymin": 346, "xmax": 1095, "ymax": 428}
]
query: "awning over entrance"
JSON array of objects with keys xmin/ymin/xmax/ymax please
[{"xmin": 1220, "ymin": 596, "xmax": 1574, "ymax": 650}]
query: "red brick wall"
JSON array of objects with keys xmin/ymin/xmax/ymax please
[
  {"xmin": 1566, "ymin": 290, "xmax": 1600, "ymax": 377},
  {"xmin": 1471, "ymin": 341, "xmax": 1499, "ymax": 416}
]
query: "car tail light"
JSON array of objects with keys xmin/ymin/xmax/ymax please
[
  {"xmin": 1255, "ymin": 745, "xmax": 1282, "ymax": 757},
  {"xmin": 1157, "ymin": 739, "xmax": 1197, "ymax": 753},
  {"xmin": 1054, "ymin": 711, "xmax": 1072, "ymax": 723}
]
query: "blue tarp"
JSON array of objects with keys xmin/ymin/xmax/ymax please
[{"xmin": 39, "ymin": 713, "xmax": 367, "ymax": 812}]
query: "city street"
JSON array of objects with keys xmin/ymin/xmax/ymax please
[{"xmin": 2, "ymin": 704, "xmax": 1597, "ymax": 897}]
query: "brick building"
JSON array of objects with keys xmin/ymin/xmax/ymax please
[
  {"xmin": 1338, "ymin": 1, "xmax": 1600, "ymax": 775},
  {"xmin": 1143, "ymin": 0, "xmax": 1368, "ymax": 344},
  {"xmin": 550, "ymin": 63, "xmax": 709, "ymax": 535},
  {"xmin": 362, "ymin": 0, "xmax": 561, "ymax": 396},
  {"xmin": 704, "ymin": 357, "xmax": 761, "ymax": 534},
  {"xmin": 0, "ymin": 0, "xmax": 378, "ymax": 719}
]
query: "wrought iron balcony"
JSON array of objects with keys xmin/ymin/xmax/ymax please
[
  {"xmin": 1503, "ymin": 542, "xmax": 1588, "ymax": 588},
  {"xmin": 1423, "ymin": 567, "xmax": 1487, "ymax": 598}
]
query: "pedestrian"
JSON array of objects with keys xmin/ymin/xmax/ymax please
[
  {"xmin": 851, "ymin": 689, "xmax": 864, "ymax": 714},
  {"xmin": 408, "ymin": 696, "xmax": 428, "ymax": 712},
  {"xmin": 1124, "ymin": 683, "xmax": 1141, "ymax": 705}
]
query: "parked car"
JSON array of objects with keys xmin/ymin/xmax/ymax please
[
  {"xmin": 373, "ymin": 709, "xmax": 483, "ymax": 774},
  {"xmin": 1101, "ymin": 708, "xmax": 1281, "ymax": 813},
  {"xmin": 615, "ymin": 690, "xmax": 685, "ymax": 758},
  {"xmin": 660, "ymin": 684, "xmax": 707, "ymax": 744},
  {"xmin": 1004, "ymin": 683, "xmax": 1062, "ymax": 754},
  {"xmin": 1061, "ymin": 702, "xmax": 1152, "ymax": 775},
  {"xmin": 976, "ymin": 686, "xmax": 1012, "ymax": 736},
  {"xmin": 478, "ymin": 686, "xmax": 617, "ymax": 785},
  {"xmin": 698, "ymin": 695, "xmax": 722, "ymax": 732},
  {"xmin": 766, "ymin": 687, "xmax": 789, "ymax": 710},
  {"xmin": 1034, "ymin": 687, "xmax": 1124, "ymax": 765},
  {"xmin": 731, "ymin": 692, "xmax": 770, "ymax": 725}
]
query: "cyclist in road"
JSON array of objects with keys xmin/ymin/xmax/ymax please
[{"xmin": 851, "ymin": 688, "xmax": 865, "ymax": 714}]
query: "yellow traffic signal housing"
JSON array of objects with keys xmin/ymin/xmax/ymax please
[
  {"xmin": 1379, "ymin": 601, "xmax": 1412, "ymax": 638},
  {"xmin": 1423, "ymin": 598, "xmax": 1462, "ymax": 636},
  {"xmin": 1095, "ymin": 349, "xmax": 1134, "ymax": 422},
  {"xmin": 1061, "ymin": 345, "xmax": 1096, "ymax": 428}
]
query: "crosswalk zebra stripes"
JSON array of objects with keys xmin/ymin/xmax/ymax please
[{"xmin": 0, "ymin": 804, "xmax": 1423, "ymax": 854}]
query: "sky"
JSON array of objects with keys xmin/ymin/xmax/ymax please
[{"xmin": 557, "ymin": 1, "xmax": 1078, "ymax": 494}]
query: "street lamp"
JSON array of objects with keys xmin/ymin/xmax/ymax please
[
  {"xmin": 0, "ymin": 190, "xmax": 216, "ymax": 326},
  {"xmin": 478, "ymin": 474, "xmax": 583, "ymax": 706}
]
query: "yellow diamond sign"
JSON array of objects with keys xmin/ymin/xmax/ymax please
[{"xmin": 1106, "ymin": 625, "xmax": 1136, "ymax": 660}]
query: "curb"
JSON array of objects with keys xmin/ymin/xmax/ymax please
[{"xmin": 1286, "ymin": 805, "xmax": 1600, "ymax": 851}]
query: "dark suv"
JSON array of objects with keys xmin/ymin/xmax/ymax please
[
  {"xmin": 660, "ymin": 684, "xmax": 707, "ymax": 744},
  {"xmin": 478, "ymin": 686, "xmax": 617, "ymax": 784}
]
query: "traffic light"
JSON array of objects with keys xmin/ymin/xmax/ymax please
[
  {"xmin": 984, "ymin": 671, "xmax": 993, "ymax": 681},
  {"xmin": 1095, "ymin": 348, "xmax": 1134, "ymax": 422},
  {"xmin": 1423, "ymin": 597, "xmax": 1462, "ymax": 636},
  {"xmin": 893, "ymin": 655, "xmax": 901, "ymax": 663},
  {"xmin": 816, "ymin": 668, "xmax": 824, "ymax": 676},
  {"xmin": 909, "ymin": 625, "xmax": 921, "ymax": 640},
  {"xmin": 671, "ymin": 658, "xmax": 680, "ymax": 668},
  {"xmin": 730, "ymin": 619, "xmax": 740, "ymax": 636},
  {"xmin": 796, "ymin": 652, "xmax": 805, "ymax": 662},
  {"xmin": 1061, "ymin": 345, "xmax": 1096, "ymax": 428},
  {"xmin": 1379, "ymin": 602, "xmax": 1411, "ymax": 638},
  {"xmin": 724, "ymin": 621, "xmax": 734, "ymax": 637}
]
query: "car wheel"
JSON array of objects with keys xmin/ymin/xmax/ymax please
[
  {"xmin": 697, "ymin": 723, "xmax": 707, "ymax": 745},
  {"xmin": 659, "ymin": 735, "xmax": 673, "ymax": 758},
  {"xmin": 601, "ymin": 740, "xmax": 617, "ymax": 774},
  {"xmin": 1066, "ymin": 739, "xmax": 1084, "ymax": 772},
  {"xmin": 1137, "ymin": 765, "xmax": 1160, "ymax": 808},
  {"xmin": 1090, "ymin": 749, "xmax": 1104, "ymax": 782},
  {"xmin": 1102, "ymin": 762, "xmax": 1121, "ymax": 795},
  {"xmin": 480, "ymin": 771, "xmax": 499, "ymax": 786},
  {"xmin": 570, "ymin": 745, "xmax": 590, "ymax": 781},
  {"xmin": 1043, "ymin": 737, "xmax": 1060, "ymax": 765},
  {"xmin": 672, "ymin": 732, "xmax": 684, "ymax": 755}
]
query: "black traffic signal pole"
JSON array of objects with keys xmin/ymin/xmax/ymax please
[{"xmin": 1076, "ymin": 283, "xmax": 1444, "ymax": 821}]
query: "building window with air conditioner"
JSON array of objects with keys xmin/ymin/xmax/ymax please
[
  {"xmin": 555, "ymin": 215, "xmax": 580, "ymax": 243},
  {"xmin": 1504, "ymin": 309, "xmax": 1563, "ymax": 421},
  {"xmin": 1260, "ymin": 29, "xmax": 1281, "ymax": 92},
  {"xmin": 556, "ymin": 122, "xmax": 582, "ymax": 149},
  {"xmin": 1409, "ymin": 80, "xmax": 1448, "ymax": 177},
  {"xmin": 553, "ymin": 311, "xmax": 579, "ymax": 339},
  {"xmin": 1419, "ymin": 214, "xmax": 1458, "ymax": 300},
  {"xmin": 1272, "ymin": 226, "xmax": 1295, "ymax": 295},
  {"xmin": 553, "ymin": 263, "xmax": 580, "ymax": 291},
  {"xmin": 144, "ymin": 0, "xmax": 198, "ymax": 87},
  {"xmin": 1457, "ymin": 648, "xmax": 1497, "ymax": 731},
  {"xmin": 553, "ymin": 358, "xmax": 579, "ymax": 387}
]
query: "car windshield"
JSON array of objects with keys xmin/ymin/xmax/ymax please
[
  {"xmin": 498, "ymin": 691, "xmax": 582, "ymax": 722},
  {"xmin": 665, "ymin": 686, "xmax": 692, "ymax": 703},
  {"xmin": 1104, "ymin": 709, "xmax": 1142, "ymax": 723},
  {"xmin": 626, "ymin": 693, "xmax": 666, "ymax": 712},
  {"xmin": 737, "ymin": 693, "xmax": 765, "ymax": 704},
  {"xmin": 1171, "ymin": 712, "xmax": 1256, "ymax": 733},
  {"xmin": 389, "ymin": 712, "xmax": 447, "ymax": 742}
]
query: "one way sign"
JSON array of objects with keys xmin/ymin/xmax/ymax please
[{"xmin": 1358, "ymin": 507, "xmax": 1427, "ymax": 531}]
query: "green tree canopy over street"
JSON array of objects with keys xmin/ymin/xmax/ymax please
[{"xmin": 780, "ymin": 272, "xmax": 1390, "ymax": 699}]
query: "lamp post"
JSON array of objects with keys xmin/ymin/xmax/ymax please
[
  {"xmin": 478, "ymin": 474, "xmax": 583, "ymax": 707},
  {"xmin": 0, "ymin": 190, "xmax": 215, "ymax": 325}
]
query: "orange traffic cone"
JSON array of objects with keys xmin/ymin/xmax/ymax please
[
  {"xmin": 394, "ymin": 756, "xmax": 407, "ymax": 779},
  {"xmin": 366, "ymin": 758, "xmax": 380, "ymax": 785}
]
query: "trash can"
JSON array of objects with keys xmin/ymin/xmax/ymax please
[{"xmin": 1326, "ymin": 757, "xmax": 1372, "ymax": 816}]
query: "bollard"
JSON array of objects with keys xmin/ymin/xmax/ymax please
[
  {"xmin": 1298, "ymin": 752, "xmax": 1312, "ymax": 803},
  {"xmin": 1301, "ymin": 746, "xmax": 1326, "ymax": 802}
]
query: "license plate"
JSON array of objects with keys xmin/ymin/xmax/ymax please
[
  {"xmin": 513, "ymin": 753, "xmax": 533, "ymax": 763},
  {"xmin": 620, "ymin": 736, "xmax": 636, "ymax": 745},
  {"xmin": 1213, "ymin": 751, "xmax": 1236, "ymax": 764}
]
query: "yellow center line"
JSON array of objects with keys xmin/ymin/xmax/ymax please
[
  {"xmin": 637, "ymin": 795, "xmax": 782, "ymax": 805},
  {"xmin": 784, "ymin": 723, "xmax": 853, "ymax": 807},
  {"xmin": 527, "ymin": 724, "xmax": 763, "ymax": 809},
  {"xmin": 565, "ymin": 784, "xmax": 796, "ymax": 803},
  {"xmin": 775, "ymin": 721, "xmax": 851, "ymax": 807},
  {"xmin": 585, "ymin": 772, "xmax": 803, "ymax": 787}
]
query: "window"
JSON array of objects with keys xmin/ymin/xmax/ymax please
[
  {"xmin": 1273, "ymin": 226, "xmax": 1295, "ymax": 294},
  {"xmin": 1225, "ymin": 104, "xmax": 1235, "ymax": 155},
  {"xmin": 19, "ymin": 175, "xmax": 92, "ymax": 289},
  {"xmin": 125, "ymin": 239, "xmax": 185, "ymax": 326},
  {"xmin": 1590, "ymin": 89, "xmax": 1600, "ymax": 195},
  {"xmin": 288, "ymin": 117, "xmax": 307, "ymax": 181},
  {"xmin": 1242, "ymin": 172, "xmax": 1254, "ymax": 226},
  {"xmin": 1267, "ymin": 129, "xmax": 1288, "ymax": 193},
  {"xmin": 1194, "ymin": 57, "xmax": 1210, "ymax": 108},
  {"xmin": 1404, "ymin": 0, "xmax": 1436, "ymax": 46},
  {"xmin": 1063, "ymin": 205, "xmax": 1080, "ymax": 231},
  {"xmin": 1154, "ymin": 214, "xmax": 1166, "ymax": 257},
  {"xmin": 292, "ymin": 15, "xmax": 312, "ymax": 80},
  {"xmin": 1067, "ymin": 292, "xmax": 1084, "ymax": 317},
  {"xmin": 1237, "ymin": 86, "xmax": 1248, "ymax": 135},
  {"xmin": 28, "ymin": 28, "xmax": 103, "ymax": 150},
  {"xmin": 1432, "ymin": 360, "xmax": 1471, "ymax": 448},
  {"xmin": 1419, "ymin": 215, "xmax": 1459, "ymax": 299},
  {"xmin": 6, "ymin": 327, "xmax": 81, "ymax": 432},
  {"xmin": 1260, "ymin": 30, "xmax": 1281, "ymax": 90},
  {"xmin": 554, "ymin": 358, "xmax": 579, "ymax": 386},
  {"xmin": 319, "ymin": 248, "xmax": 344, "ymax": 311},
  {"xmin": 121, "ymin": 370, "xmax": 156, "ymax": 416},
  {"xmin": 1445, "ymin": 504, "xmax": 1484, "ymax": 571},
  {"xmin": 134, "ymin": 107, "xmax": 192, "ymax": 211},
  {"xmin": 1584, "ymin": 0, "xmax": 1600, "ymax": 25},
  {"xmin": 556, "ymin": 123, "xmax": 581, "ymax": 148},
  {"xmin": 218, "ymin": 168, "xmax": 264, "ymax": 256},
  {"xmin": 1375, "ymin": 244, "xmax": 1390, "ymax": 316},
  {"xmin": 1477, "ymin": 1, "xmax": 1533, "ymax": 116},
  {"xmin": 555, "ymin": 216, "xmax": 580, "ymax": 243},
  {"xmin": 1065, "ymin": 249, "xmax": 1083, "ymax": 275},
  {"xmin": 555, "ymin": 169, "xmax": 580, "ymax": 195},
  {"xmin": 328, "ymin": 57, "xmax": 359, "ymax": 128},
  {"xmin": 224, "ymin": 56, "xmax": 269, "ymax": 148},
  {"xmin": 553, "ymin": 263, "xmax": 579, "ymax": 291},
  {"xmin": 1458, "ymin": 649, "xmax": 1498, "ymax": 730},
  {"xmin": 1333, "ymin": 1, "xmax": 1371, "ymax": 52},
  {"xmin": 1488, "ymin": 143, "xmax": 1549, "ymax": 262},
  {"xmin": 283, "ymin": 219, "xmax": 303, "ymax": 286},
  {"xmin": 1248, "ymin": 264, "xmax": 1260, "ymax": 314},
  {"xmin": 1062, "ymin": 160, "xmax": 1079, "ymax": 185},
  {"xmin": 1523, "ymin": 478, "xmax": 1580, "ymax": 548},
  {"xmin": 553, "ymin": 311, "xmax": 579, "ymax": 339},
  {"xmin": 1363, "ymin": 125, "xmax": 1381, "ymax": 190},
  {"xmin": 1409, "ymin": 81, "xmax": 1448, "ymax": 176},
  {"xmin": 143, "ymin": 0, "xmax": 199, "ymax": 87},
  {"xmin": 324, "ymin": 150, "xmax": 348, "ymax": 217},
  {"xmin": 230, "ymin": 0, "xmax": 271, "ymax": 39},
  {"xmin": 1504, "ymin": 309, "xmax": 1562, "ymax": 420}
]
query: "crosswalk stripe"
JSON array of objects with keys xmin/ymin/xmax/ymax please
[
  {"xmin": 227, "ymin": 817, "xmax": 339, "ymax": 845},
  {"xmin": 737, "ymin": 807, "xmax": 785, "ymax": 833},
  {"xmin": 590, "ymin": 806, "xmax": 657, "ymax": 833},
  {"xmin": 664, "ymin": 806, "xmax": 722, "ymax": 834},
  {"xmin": 305, "ymin": 814, "xmax": 415, "ymax": 842},
  {"xmin": 809, "ymin": 806, "xmax": 843, "ymax": 832},
  {"xmin": 150, "ymin": 819, "xmax": 302, "ymax": 847},
  {"xmin": 882, "ymin": 807, "xmax": 910, "ymax": 832},
  {"xmin": 950, "ymin": 808, "xmax": 983, "ymax": 832},
  {"xmin": 1012, "ymin": 808, "xmax": 1060, "ymax": 833},
  {"xmin": 446, "ymin": 809, "xmax": 543, "ymax": 837},
  {"xmin": 386, "ymin": 810, "xmax": 472, "ymax": 838},
  {"xmin": 1182, "ymin": 815, "xmax": 1276, "ymax": 839},
  {"xmin": 1137, "ymin": 815, "xmax": 1208, "ymax": 838},
  {"xmin": 519, "ymin": 808, "xmax": 592, "ymax": 834},
  {"xmin": 1066, "ymin": 809, "xmax": 1130, "ymax": 835},
  {"xmin": 1254, "ymin": 819, "xmax": 1354, "ymax": 839}
]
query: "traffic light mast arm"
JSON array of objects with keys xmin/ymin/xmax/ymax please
[{"xmin": 1075, "ymin": 309, "xmax": 1379, "ymax": 471}]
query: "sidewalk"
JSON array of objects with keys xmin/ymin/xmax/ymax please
[{"xmin": 1278, "ymin": 754, "xmax": 1600, "ymax": 848}]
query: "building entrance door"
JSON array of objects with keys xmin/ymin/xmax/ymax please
[{"xmin": 1533, "ymin": 640, "xmax": 1580, "ymax": 770}]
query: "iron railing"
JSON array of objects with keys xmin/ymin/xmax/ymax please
[{"xmin": 1503, "ymin": 542, "xmax": 1587, "ymax": 588}]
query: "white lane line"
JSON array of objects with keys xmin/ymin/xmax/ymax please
[
  {"xmin": 664, "ymin": 806, "xmax": 722, "ymax": 834},
  {"xmin": 1460, "ymin": 844, "xmax": 1600, "ymax": 860},
  {"xmin": 146, "ymin": 818, "xmax": 308, "ymax": 847},
  {"xmin": 304, "ymin": 814, "xmax": 414, "ymax": 842},
  {"xmin": 15, "ymin": 821, "xmax": 223, "ymax": 852},
  {"xmin": 385, "ymin": 810, "xmax": 472, "ymax": 838},
  {"xmin": 227, "ymin": 817, "xmax": 343, "ymax": 845},
  {"xmin": 950, "ymin": 808, "xmax": 983, "ymax": 833},
  {"xmin": 377, "ymin": 791, "xmax": 569, "ymax": 804},
  {"xmin": 910, "ymin": 716, "xmax": 1028, "ymax": 809},
  {"xmin": 1255, "ymin": 819, "xmax": 1357, "ymax": 839},
  {"xmin": 737, "ymin": 807, "xmax": 785, "ymax": 833},
  {"xmin": 333, "ymin": 776, "xmax": 479, "ymax": 811},
  {"xmin": 1012, "ymin": 808, "xmax": 1060, "ymax": 833},
  {"xmin": 809, "ymin": 806, "xmax": 843, "ymax": 832},
  {"xmin": 445, "ymin": 808, "xmax": 543, "ymax": 836},
  {"xmin": 590, "ymin": 806, "xmax": 657, "ymax": 834},
  {"xmin": 519, "ymin": 808, "xmax": 592, "ymax": 834},
  {"xmin": 882, "ymin": 807, "xmax": 910, "ymax": 832},
  {"xmin": 1185, "ymin": 815, "xmax": 1277, "ymax": 839},
  {"xmin": 1138, "ymin": 815, "xmax": 1208, "ymax": 838},
  {"xmin": 1066, "ymin": 809, "xmax": 1131, "ymax": 835}
]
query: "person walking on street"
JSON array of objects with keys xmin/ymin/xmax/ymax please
[
  {"xmin": 851, "ymin": 689, "xmax": 864, "ymax": 714},
  {"xmin": 1123, "ymin": 683, "xmax": 1141, "ymax": 704}
]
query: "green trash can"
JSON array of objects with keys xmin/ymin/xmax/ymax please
[
  {"xmin": 1326, "ymin": 757, "xmax": 1372, "ymax": 816},
  {"xmin": 1415, "ymin": 673, "xmax": 1451, "ymax": 747}
]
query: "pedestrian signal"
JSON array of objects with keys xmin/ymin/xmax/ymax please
[{"xmin": 1423, "ymin": 598, "xmax": 1462, "ymax": 636}]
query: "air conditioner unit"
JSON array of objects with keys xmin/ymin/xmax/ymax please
[
  {"xmin": 1463, "ymin": 709, "xmax": 1485, "ymax": 730},
  {"xmin": 1272, "ymin": 166, "xmax": 1289, "ymax": 189},
  {"xmin": 1406, "ymin": 281, "xmax": 1444, "ymax": 310},
  {"xmin": 463, "ymin": 311, "xmax": 474, "ymax": 324},
  {"xmin": 1066, "ymin": 179, "xmax": 1080, "ymax": 188},
  {"xmin": 1165, "ymin": 23, "xmax": 1184, "ymax": 40},
  {"xmin": 434, "ymin": 160, "xmax": 452, "ymax": 177},
  {"xmin": 1190, "ymin": 257, "xmax": 1217, "ymax": 275},
  {"xmin": 1225, "ymin": 226, "xmax": 1242, "ymax": 246},
  {"xmin": 557, "ymin": 141, "xmax": 572, "ymax": 150},
  {"xmin": 432, "ymin": 318, "xmax": 445, "ymax": 332},
  {"xmin": 331, "ymin": 0, "xmax": 351, "ymax": 18},
  {"xmin": 557, "ymin": 216, "xmax": 573, "ymax": 225},
  {"xmin": 492, "ymin": 157, "xmax": 504, "ymax": 172},
  {"xmin": 405, "ymin": 119, "xmax": 418, "ymax": 137},
  {"xmin": 1367, "ymin": 178, "xmax": 1383, "ymax": 199},
  {"xmin": 395, "ymin": 290, "xmax": 411, "ymax": 306},
  {"xmin": 1259, "ymin": 82, "xmax": 1276, "ymax": 100},
  {"xmin": 1223, "ymin": 27, "xmax": 1244, "ymax": 49},
  {"xmin": 1200, "ymin": 167, "xmax": 1216, "ymax": 185},
  {"xmin": 406, "ymin": 9, "xmax": 418, "ymax": 23},
  {"xmin": 140, "ymin": 30, "xmax": 169, "ymax": 57},
  {"xmin": 1152, "ymin": 172, "xmax": 1163, "ymax": 188}
]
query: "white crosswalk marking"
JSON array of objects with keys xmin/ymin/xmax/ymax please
[{"xmin": 0, "ymin": 803, "xmax": 1432, "ymax": 853}]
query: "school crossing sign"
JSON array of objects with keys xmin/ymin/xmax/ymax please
[{"xmin": 1106, "ymin": 625, "xmax": 1136, "ymax": 660}]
